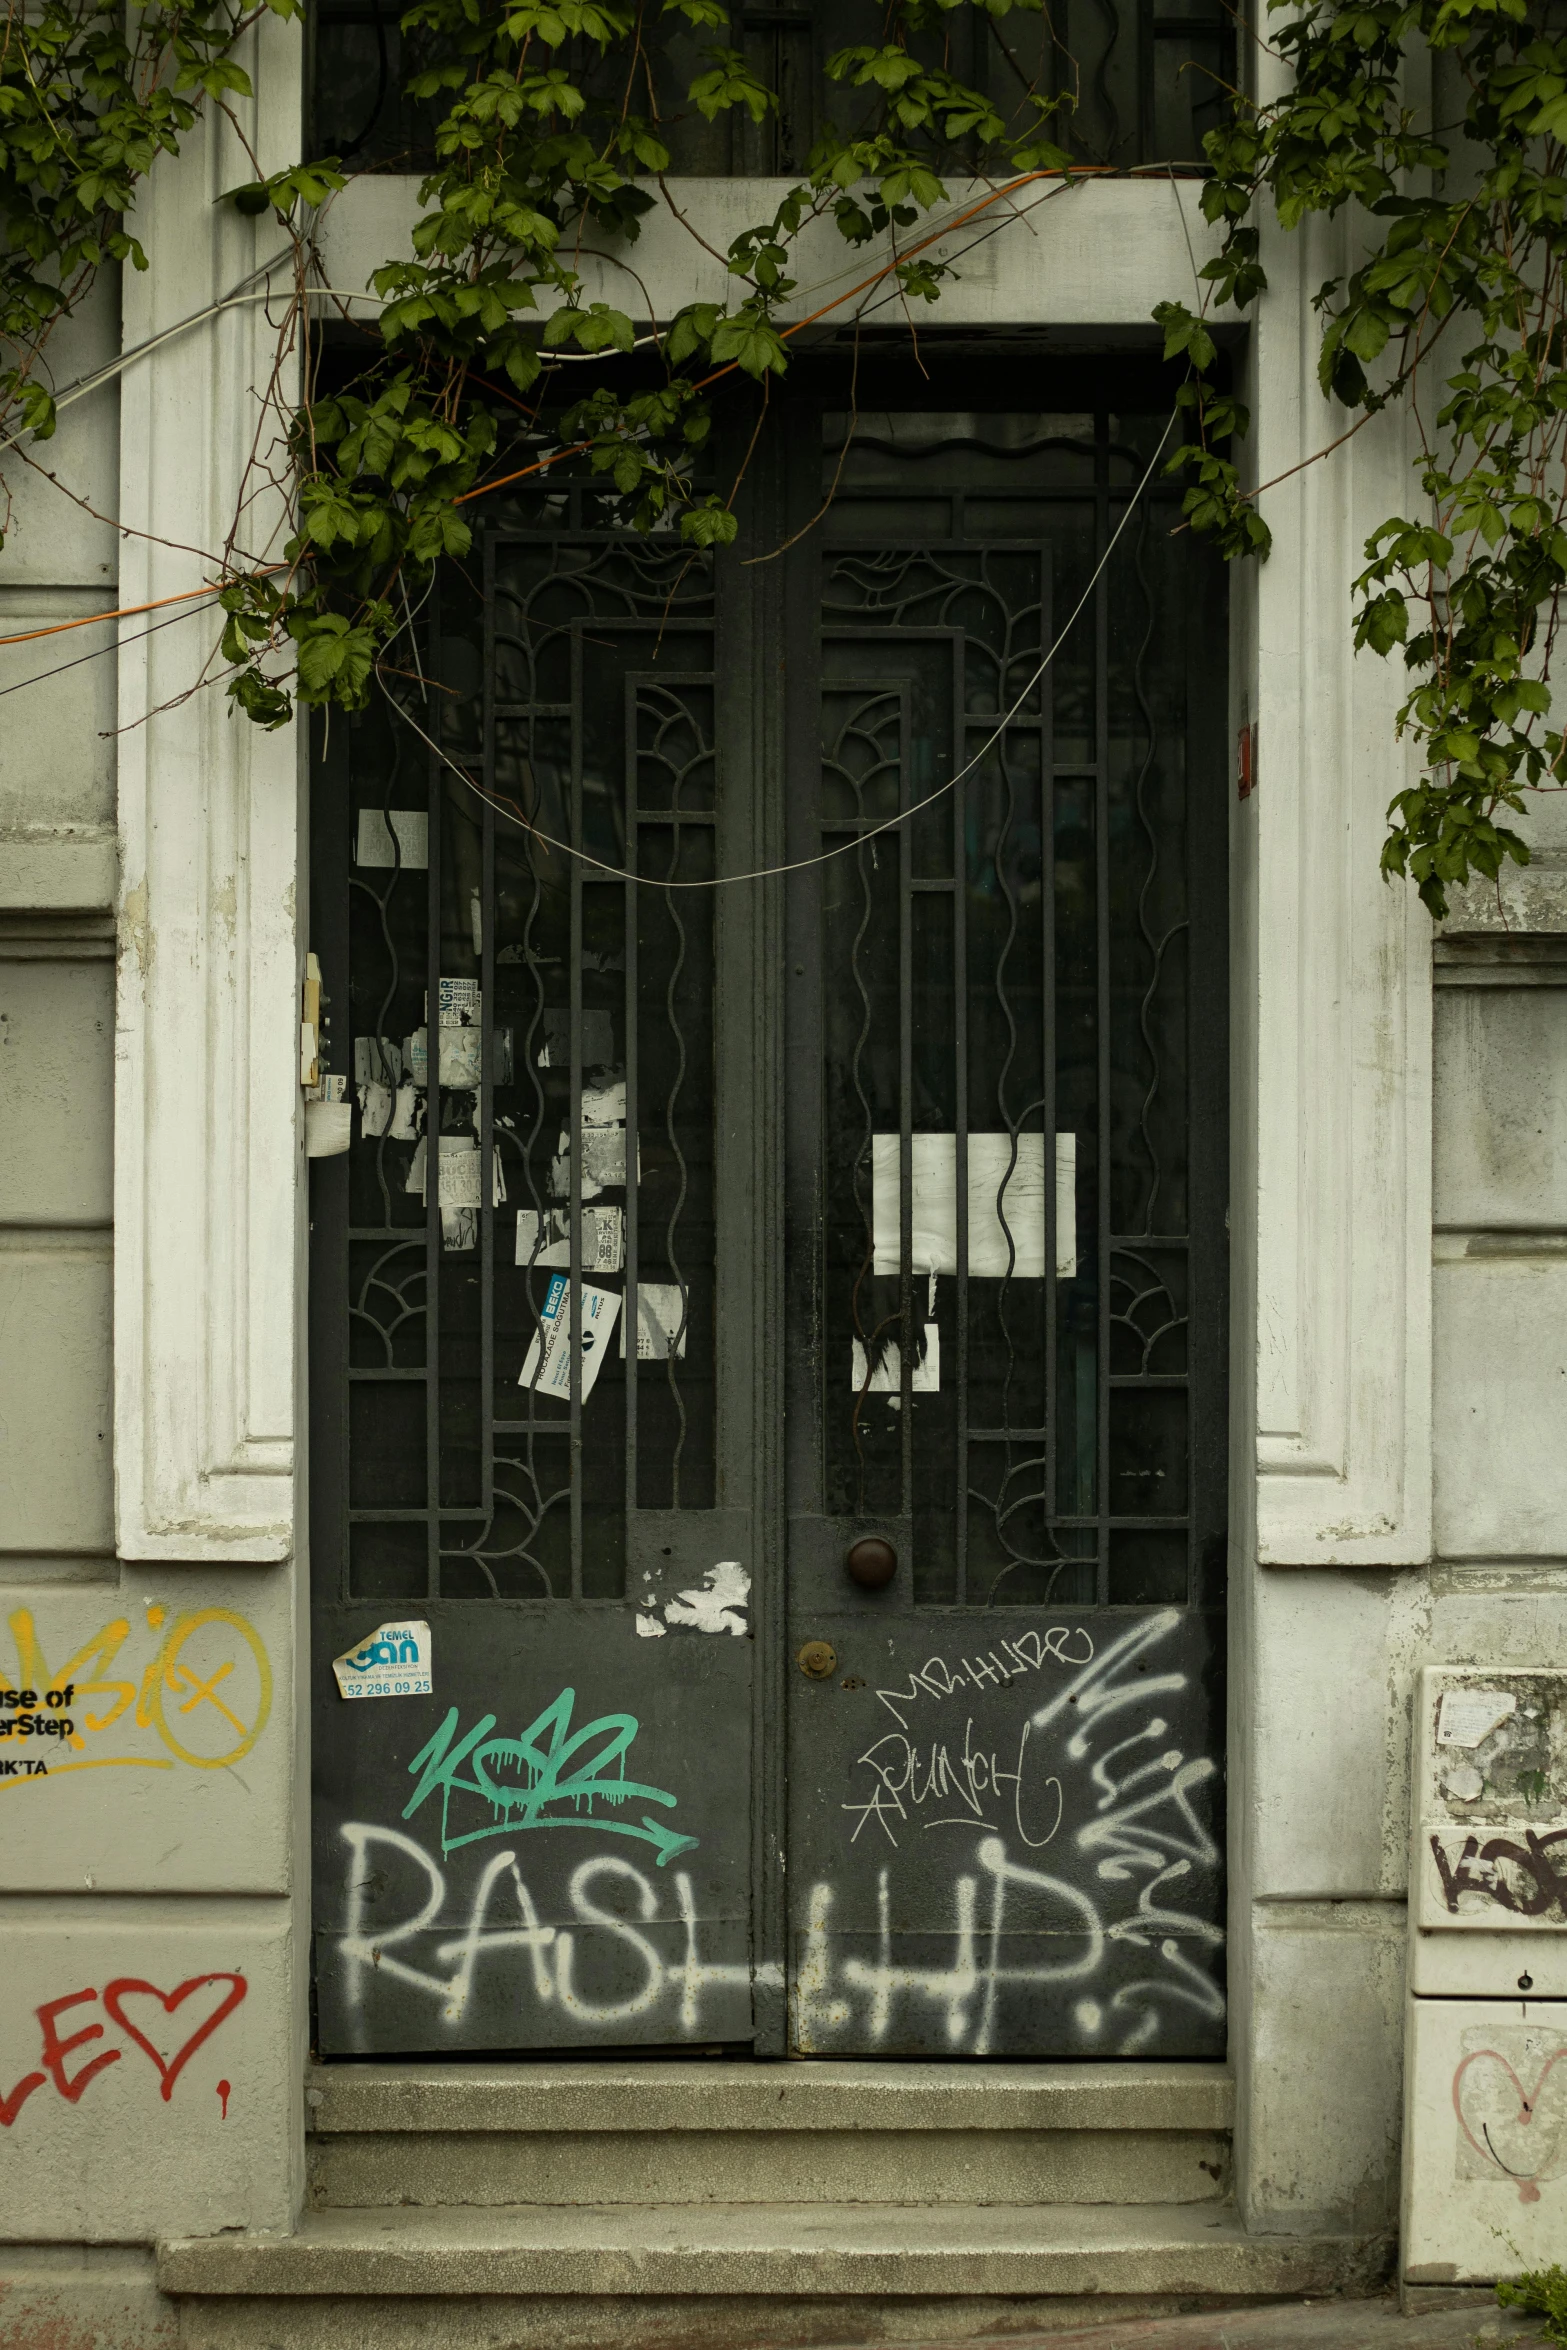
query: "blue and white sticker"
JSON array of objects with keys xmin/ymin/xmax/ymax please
[
  {"xmin": 332, "ymin": 1619, "xmax": 433, "ymax": 1700},
  {"xmin": 517, "ymin": 1274, "xmax": 621, "ymax": 1403}
]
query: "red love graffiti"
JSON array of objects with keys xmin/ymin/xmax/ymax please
[
  {"xmin": 100, "ymin": 1974, "xmax": 248, "ymax": 2104},
  {"xmin": 1452, "ymin": 2046, "xmax": 1567, "ymax": 2204},
  {"xmin": 0, "ymin": 2071, "xmax": 45, "ymax": 2128}
]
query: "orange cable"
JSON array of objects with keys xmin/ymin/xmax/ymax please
[
  {"xmin": 456, "ymin": 166, "xmax": 1085, "ymax": 507},
  {"xmin": 0, "ymin": 167, "xmax": 1100, "ymax": 649}
]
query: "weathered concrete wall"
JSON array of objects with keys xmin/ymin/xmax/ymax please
[
  {"xmin": 0, "ymin": 272, "xmax": 120, "ymax": 1580},
  {"xmin": 0, "ymin": 190, "xmax": 303, "ymax": 2339},
  {"xmin": 1235, "ymin": 787, "xmax": 1567, "ymax": 2237}
]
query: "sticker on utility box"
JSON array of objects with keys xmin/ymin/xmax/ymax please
[{"xmin": 332, "ymin": 1620, "xmax": 433, "ymax": 1700}]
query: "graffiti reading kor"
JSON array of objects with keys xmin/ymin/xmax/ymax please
[{"xmin": 403, "ymin": 1687, "xmax": 700, "ymax": 1865}]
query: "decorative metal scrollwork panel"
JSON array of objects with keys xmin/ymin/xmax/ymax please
[
  {"xmin": 810, "ymin": 410, "xmax": 1218, "ymax": 1613},
  {"xmin": 323, "ymin": 522, "xmax": 719, "ymax": 1605}
]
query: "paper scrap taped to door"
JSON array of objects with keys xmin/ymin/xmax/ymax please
[
  {"xmin": 871, "ymin": 1133, "xmax": 1077, "ymax": 1279},
  {"xmin": 550, "ymin": 1127, "xmax": 636, "ymax": 1200},
  {"xmin": 519, "ymin": 1275, "xmax": 622, "ymax": 1401},
  {"xmin": 622, "ymin": 1282, "xmax": 687, "ymax": 1360},
  {"xmin": 332, "ymin": 1620, "xmax": 433, "ymax": 1699},
  {"xmin": 852, "ymin": 1325, "xmax": 940, "ymax": 1393},
  {"xmin": 517, "ymin": 1206, "xmax": 624, "ymax": 1273},
  {"xmin": 356, "ymin": 809, "xmax": 429, "ymax": 870},
  {"xmin": 1437, "ymin": 1688, "xmax": 1518, "ymax": 1748}
]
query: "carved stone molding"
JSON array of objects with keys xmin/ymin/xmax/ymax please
[
  {"xmin": 115, "ymin": 12, "xmax": 304, "ymax": 1560},
  {"xmin": 1243, "ymin": 207, "xmax": 1433, "ymax": 1566}
]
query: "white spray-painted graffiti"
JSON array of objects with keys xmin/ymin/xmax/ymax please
[
  {"xmin": 872, "ymin": 1626, "xmax": 1096, "ymax": 1728},
  {"xmin": 338, "ymin": 1826, "xmax": 762, "ymax": 2029},
  {"xmin": 811, "ymin": 1608, "xmax": 1223, "ymax": 2056},
  {"xmin": 333, "ymin": 1613, "xmax": 1219, "ymax": 2055}
]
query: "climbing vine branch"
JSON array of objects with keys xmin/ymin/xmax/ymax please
[
  {"xmin": 12, "ymin": 0, "xmax": 1567, "ymax": 909},
  {"xmin": 1159, "ymin": 0, "xmax": 1567, "ymax": 912}
]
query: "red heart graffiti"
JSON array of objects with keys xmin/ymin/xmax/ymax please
[
  {"xmin": 1452, "ymin": 2046, "xmax": 1567, "ymax": 2204},
  {"xmin": 101, "ymin": 1974, "xmax": 247, "ymax": 2104}
]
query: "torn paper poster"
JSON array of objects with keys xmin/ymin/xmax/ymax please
[
  {"xmin": 582, "ymin": 1079, "xmax": 627, "ymax": 1126},
  {"xmin": 404, "ymin": 984, "xmax": 513, "ymax": 1092},
  {"xmin": 332, "ymin": 1619, "xmax": 433, "ymax": 1699},
  {"xmin": 518, "ymin": 1274, "xmax": 622, "ymax": 1402},
  {"xmin": 852, "ymin": 1324, "xmax": 940, "ymax": 1394},
  {"xmin": 537, "ymin": 1009, "xmax": 614, "ymax": 1068},
  {"xmin": 1438, "ymin": 1689, "xmax": 1519, "ymax": 1749},
  {"xmin": 407, "ymin": 1022, "xmax": 481, "ymax": 1091},
  {"xmin": 406, "ymin": 1023, "xmax": 513, "ymax": 1091},
  {"xmin": 664, "ymin": 1562, "xmax": 749, "ymax": 1636},
  {"xmin": 871, "ymin": 1133, "xmax": 1080, "ymax": 1280},
  {"xmin": 356, "ymin": 809, "xmax": 429, "ymax": 870},
  {"xmin": 621, "ymin": 1282, "xmax": 688, "ymax": 1360},
  {"xmin": 358, "ymin": 1080, "xmax": 393, "ymax": 1137},
  {"xmin": 388, "ymin": 1083, "xmax": 423, "ymax": 1142},
  {"xmin": 406, "ymin": 1137, "xmax": 507, "ymax": 1208},
  {"xmin": 549, "ymin": 1127, "xmax": 636, "ymax": 1200},
  {"xmin": 634, "ymin": 1611, "xmax": 668, "ymax": 1638},
  {"xmin": 354, "ymin": 1035, "xmax": 403, "ymax": 1088},
  {"xmin": 515, "ymin": 1206, "xmax": 624, "ymax": 1274},
  {"xmin": 1054, "ymin": 1132, "xmax": 1078, "ymax": 1278},
  {"xmin": 437, "ymin": 977, "xmax": 478, "ymax": 1022},
  {"xmin": 407, "ymin": 1136, "xmax": 507, "ymax": 1252},
  {"xmin": 305, "ymin": 1098, "xmax": 353, "ymax": 1158}
]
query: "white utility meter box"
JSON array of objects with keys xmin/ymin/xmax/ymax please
[{"xmin": 1403, "ymin": 1666, "xmax": 1567, "ymax": 2286}]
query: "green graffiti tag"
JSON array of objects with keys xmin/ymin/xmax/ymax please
[{"xmin": 402, "ymin": 1688, "xmax": 698, "ymax": 1866}]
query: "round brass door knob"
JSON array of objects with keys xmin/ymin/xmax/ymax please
[
  {"xmin": 796, "ymin": 1641, "xmax": 838, "ymax": 1679},
  {"xmin": 845, "ymin": 1536, "xmax": 898, "ymax": 1590}
]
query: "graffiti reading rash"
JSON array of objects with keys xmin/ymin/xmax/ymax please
[
  {"xmin": 1430, "ymin": 1828, "xmax": 1567, "ymax": 1921},
  {"xmin": 403, "ymin": 1687, "xmax": 699, "ymax": 1866},
  {"xmin": 0, "ymin": 1606, "xmax": 272, "ymax": 1788},
  {"xmin": 339, "ymin": 1825, "xmax": 757, "ymax": 2030},
  {"xmin": 0, "ymin": 1975, "xmax": 247, "ymax": 2129},
  {"xmin": 874, "ymin": 1628, "xmax": 1096, "ymax": 1728}
]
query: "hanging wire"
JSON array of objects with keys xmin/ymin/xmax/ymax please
[{"xmin": 379, "ymin": 407, "xmax": 1177, "ymax": 892}]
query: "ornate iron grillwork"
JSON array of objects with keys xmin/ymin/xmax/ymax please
[
  {"xmin": 314, "ymin": 511, "xmax": 720, "ymax": 1603},
  {"xmin": 792, "ymin": 405, "xmax": 1227, "ymax": 1611}
]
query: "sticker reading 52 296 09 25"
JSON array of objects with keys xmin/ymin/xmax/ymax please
[{"xmin": 332, "ymin": 1621, "xmax": 433, "ymax": 1701}]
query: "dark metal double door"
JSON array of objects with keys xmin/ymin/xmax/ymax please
[{"xmin": 308, "ymin": 361, "xmax": 1229, "ymax": 2061}]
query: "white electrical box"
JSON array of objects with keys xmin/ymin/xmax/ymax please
[{"xmin": 1403, "ymin": 1666, "xmax": 1567, "ymax": 2285}]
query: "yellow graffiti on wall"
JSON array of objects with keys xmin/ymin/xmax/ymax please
[{"xmin": 0, "ymin": 1605, "xmax": 272, "ymax": 1788}]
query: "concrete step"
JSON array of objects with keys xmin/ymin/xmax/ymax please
[
  {"xmin": 160, "ymin": 2204, "xmax": 1389, "ymax": 2350},
  {"xmin": 305, "ymin": 2060, "xmax": 1234, "ymax": 2209}
]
